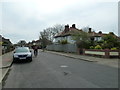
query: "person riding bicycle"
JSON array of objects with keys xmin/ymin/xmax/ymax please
[{"xmin": 33, "ymin": 44, "xmax": 38, "ymax": 57}]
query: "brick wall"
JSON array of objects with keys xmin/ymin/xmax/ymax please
[{"xmin": 83, "ymin": 49, "xmax": 120, "ymax": 58}]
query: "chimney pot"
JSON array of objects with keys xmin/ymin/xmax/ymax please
[
  {"xmin": 109, "ymin": 32, "xmax": 114, "ymax": 35},
  {"xmin": 99, "ymin": 31, "xmax": 102, "ymax": 34},
  {"xmin": 72, "ymin": 24, "xmax": 76, "ymax": 28},
  {"xmin": 65, "ymin": 25, "xmax": 69, "ymax": 33},
  {"xmin": 88, "ymin": 28, "xmax": 92, "ymax": 33}
]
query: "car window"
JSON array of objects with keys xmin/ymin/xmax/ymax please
[{"xmin": 15, "ymin": 48, "xmax": 30, "ymax": 53}]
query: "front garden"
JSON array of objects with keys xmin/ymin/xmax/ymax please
[{"xmin": 74, "ymin": 33, "xmax": 120, "ymax": 58}]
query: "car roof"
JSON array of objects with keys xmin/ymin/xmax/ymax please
[{"xmin": 15, "ymin": 47, "xmax": 29, "ymax": 49}]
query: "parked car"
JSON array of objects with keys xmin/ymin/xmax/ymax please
[{"xmin": 13, "ymin": 47, "xmax": 32, "ymax": 62}]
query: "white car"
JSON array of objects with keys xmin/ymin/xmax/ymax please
[{"xmin": 13, "ymin": 47, "xmax": 32, "ymax": 62}]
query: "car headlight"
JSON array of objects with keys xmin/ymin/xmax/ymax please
[
  {"xmin": 14, "ymin": 54, "xmax": 18, "ymax": 58},
  {"xmin": 27, "ymin": 54, "xmax": 32, "ymax": 57}
]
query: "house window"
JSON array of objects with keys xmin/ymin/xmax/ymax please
[{"xmin": 95, "ymin": 37, "xmax": 102, "ymax": 41}]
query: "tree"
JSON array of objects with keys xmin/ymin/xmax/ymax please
[
  {"xmin": 72, "ymin": 31, "xmax": 90, "ymax": 54},
  {"xmin": 17, "ymin": 40, "xmax": 26, "ymax": 46},
  {"xmin": 39, "ymin": 31, "xmax": 52, "ymax": 51},
  {"xmin": 81, "ymin": 26, "xmax": 95, "ymax": 32},
  {"xmin": 81, "ymin": 26, "xmax": 90, "ymax": 32},
  {"xmin": 102, "ymin": 34, "xmax": 120, "ymax": 49},
  {"xmin": 72, "ymin": 31, "xmax": 90, "ymax": 47},
  {"xmin": 39, "ymin": 24, "xmax": 65, "ymax": 51},
  {"xmin": 39, "ymin": 24, "xmax": 65, "ymax": 42},
  {"xmin": 39, "ymin": 31, "xmax": 47, "ymax": 51}
]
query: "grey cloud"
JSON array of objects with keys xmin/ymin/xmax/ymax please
[{"xmin": 1, "ymin": 1, "xmax": 118, "ymax": 44}]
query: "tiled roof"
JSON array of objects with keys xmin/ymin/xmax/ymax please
[
  {"xmin": 1, "ymin": 35, "xmax": 12, "ymax": 45},
  {"xmin": 54, "ymin": 27, "xmax": 82, "ymax": 38},
  {"xmin": 54, "ymin": 24, "xmax": 118, "ymax": 38},
  {"xmin": 88, "ymin": 32, "xmax": 108, "ymax": 37},
  {"xmin": 54, "ymin": 28, "xmax": 108, "ymax": 38}
]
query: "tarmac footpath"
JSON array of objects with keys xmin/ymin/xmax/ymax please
[{"xmin": 0, "ymin": 51, "xmax": 13, "ymax": 89}]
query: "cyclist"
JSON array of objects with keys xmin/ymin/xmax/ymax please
[{"xmin": 33, "ymin": 44, "xmax": 38, "ymax": 57}]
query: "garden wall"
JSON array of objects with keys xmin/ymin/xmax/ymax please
[{"xmin": 83, "ymin": 49, "xmax": 120, "ymax": 58}]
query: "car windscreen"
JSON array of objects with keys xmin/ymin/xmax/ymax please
[{"xmin": 15, "ymin": 48, "xmax": 29, "ymax": 53}]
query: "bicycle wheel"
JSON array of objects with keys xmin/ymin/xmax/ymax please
[{"xmin": 34, "ymin": 50, "xmax": 38, "ymax": 57}]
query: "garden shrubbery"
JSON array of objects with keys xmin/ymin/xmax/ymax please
[
  {"xmin": 89, "ymin": 45, "xmax": 102, "ymax": 50},
  {"xmin": 90, "ymin": 46, "xmax": 94, "ymax": 49},
  {"xmin": 94, "ymin": 45, "xmax": 102, "ymax": 49},
  {"xmin": 60, "ymin": 40, "xmax": 68, "ymax": 44},
  {"xmin": 89, "ymin": 34, "xmax": 120, "ymax": 50},
  {"xmin": 111, "ymin": 47, "xmax": 117, "ymax": 50}
]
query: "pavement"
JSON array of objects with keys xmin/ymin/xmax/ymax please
[
  {"xmin": 0, "ymin": 51, "xmax": 13, "ymax": 87},
  {"xmin": 0, "ymin": 49, "xmax": 119, "ymax": 87}
]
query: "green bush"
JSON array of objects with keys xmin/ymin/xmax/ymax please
[
  {"xmin": 76, "ymin": 41, "xmax": 90, "ymax": 49},
  {"xmin": 94, "ymin": 45, "xmax": 102, "ymax": 49},
  {"xmin": 111, "ymin": 47, "xmax": 117, "ymax": 50},
  {"xmin": 90, "ymin": 46, "xmax": 94, "ymax": 49},
  {"xmin": 60, "ymin": 40, "xmax": 68, "ymax": 44},
  {"xmin": 58, "ymin": 40, "xmax": 61, "ymax": 43},
  {"xmin": 102, "ymin": 34, "xmax": 120, "ymax": 49}
]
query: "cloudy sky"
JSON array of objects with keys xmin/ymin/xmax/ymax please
[{"xmin": 0, "ymin": 0, "xmax": 119, "ymax": 44}]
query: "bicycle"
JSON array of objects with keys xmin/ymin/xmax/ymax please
[{"xmin": 34, "ymin": 49, "xmax": 38, "ymax": 57}]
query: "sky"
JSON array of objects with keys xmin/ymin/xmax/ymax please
[{"xmin": 0, "ymin": 0, "xmax": 119, "ymax": 44}]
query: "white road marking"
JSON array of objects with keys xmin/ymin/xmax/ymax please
[{"xmin": 60, "ymin": 65, "xmax": 68, "ymax": 68}]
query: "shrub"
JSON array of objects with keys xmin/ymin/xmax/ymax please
[
  {"xmin": 102, "ymin": 34, "xmax": 119, "ymax": 49},
  {"xmin": 58, "ymin": 40, "xmax": 61, "ymax": 43},
  {"xmin": 94, "ymin": 45, "xmax": 102, "ymax": 49},
  {"xmin": 90, "ymin": 46, "xmax": 94, "ymax": 49},
  {"xmin": 76, "ymin": 41, "xmax": 90, "ymax": 49},
  {"xmin": 111, "ymin": 47, "xmax": 117, "ymax": 50},
  {"xmin": 60, "ymin": 40, "xmax": 68, "ymax": 44}
]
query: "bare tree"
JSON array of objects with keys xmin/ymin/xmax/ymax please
[
  {"xmin": 39, "ymin": 24, "xmax": 64, "ymax": 42},
  {"xmin": 82, "ymin": 26, "xmax": 96, "ymax": 33},
  {"xmin": 81, "ymin": 26, "xmax": 90, "ymax": 32},
  {"xmin": 39, "ymin": 31, "xmax": 52, "ymax": 51}
]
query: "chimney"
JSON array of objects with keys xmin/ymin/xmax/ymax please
[
  {"xmin": 72, "ymin": 24, "xmax": 76, "ymax": 28},
  {"xmin": 88, "ymin": 28, "xmax": 92, "ymax": 33},
  {"xmin": 99, "ymin": 31, "xmax": 102, "ymax": 34},
  {"xmin": 64, "ymin": 24, "xmax": 69, "ymax": 33},
  {"xmin": 109, "ymin": 32, "xmax": 114, "ymax": 35}
]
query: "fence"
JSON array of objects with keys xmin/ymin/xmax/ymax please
[
  {"xmin": 46, "ymin": 44, "xmax": 120, "ymax": 58},
  {"xmin": 46, "ymin": 44, "xmax": 77, "ymax": 53}
]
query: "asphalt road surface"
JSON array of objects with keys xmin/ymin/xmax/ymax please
[{"xmin": 3, "ymin": 51, "xmax": 118, "ymax": 88}]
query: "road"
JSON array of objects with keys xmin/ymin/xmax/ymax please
[{"xmin": 3, "ymin": 51, "xmax": 118, "ymax": 88}]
